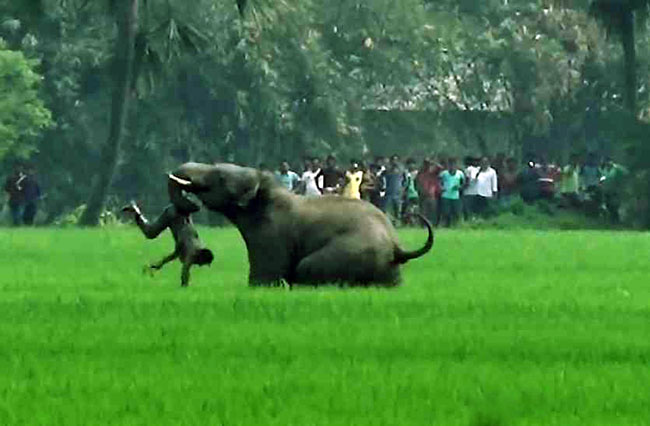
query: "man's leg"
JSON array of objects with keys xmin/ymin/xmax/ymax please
[
  {"xmin": 439, "ymin": 198, "xmax": 449, "ymax": 227},
  {"xmin": 23, "ymin": 202, "xmax": 37, "ymax": 225},
  {"xmin": 390, "ymin": 197, "xmax": 401, "ymax": 226},
  {"xmin": 424, "ymin": 197, "xmax": 438, "ymax": 226},
  {"xmin": 475, "ymin": 196, "xmax": 487, "ymax": 217},
  {"xmin": 124, "ymin": 203, "xmax": 175, "ymax": 239},
  {"xmin": 447, "ymin": 199, "xmax": 462, "ymax": 226},
  {"xmin": 9, "ymin": 203, "xmax": 22, "ymax": 226}
]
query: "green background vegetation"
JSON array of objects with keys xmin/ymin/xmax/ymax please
[
  {"xmin": 1, "ymin": 0, "xmax": 650, "ymax": 226},
  {"xmin": 2, "ymin": 228, "xmax": 649, "ymax": 425}
]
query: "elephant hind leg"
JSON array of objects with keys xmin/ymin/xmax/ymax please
[{"xmin": 292, "ymin": 240, "xmax": 401, "ymax": 287}]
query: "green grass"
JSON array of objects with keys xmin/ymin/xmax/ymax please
[{"xmin": 1, "ymin": 227, "xmax": 649, "ymax": 425}]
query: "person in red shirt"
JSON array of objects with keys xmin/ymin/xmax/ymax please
[
  {"xmin": 538, "ymin": 159, "xmax": 560, "ymax": 200},
  {"xmin": 498, "ymin": 157, "xmax": 519, "ymax": 207},
  {"xmin": 416, "ymin": 158, "xmax": 443, "ymax": 225}
]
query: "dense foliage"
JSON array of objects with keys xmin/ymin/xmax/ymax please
[
  {"xmin": 0, "ymin": 0, "xmax": 649, "ymax": 225},
  {"xmin": 0, "ymin": 43, "xmax": 51, "ymax": 159}
]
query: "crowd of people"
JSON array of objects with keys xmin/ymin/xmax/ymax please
[
  {"xmin": 1, "ymin": 154, "xmax": 625, "ymax": 227},
  {"xmin": 267, "ymin": 152, "xmax": 627, "ymax": 227}
]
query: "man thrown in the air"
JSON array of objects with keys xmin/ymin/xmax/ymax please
[{"xmin": 122, "ymin": 199, "xmax": 213, "ymax": 287}]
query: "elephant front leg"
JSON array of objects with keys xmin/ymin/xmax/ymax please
[
  {"xmin": 248, "ymin": 268, "xmax": 288, "ymax": 287},
  {"xmin": 247, "ymin": 253, "xmax": 291, "ymax": 287}
]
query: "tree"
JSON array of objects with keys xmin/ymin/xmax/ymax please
[
  {"xmin": 79, "ymin": 0, "xmax": 247, "ymax": 225},
  {"xmin": 78, "ymin": 0, "xmax": 139, "ymax": 226},
  {"xmin": 0, "ymin": 43, "xmax": 51, "ymax": 160},
  {"xmin": 589, "ymin": 0, "xmax": 650, "ymax": 115}
]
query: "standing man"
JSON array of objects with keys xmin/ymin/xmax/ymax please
[
  {"xmin": 21, "ymin": 165, "xmax": 42, "ymax": 225},
  {"xmin": 342, "ymin": 159, "xmax": 364, "ymax": 200},
  {"xmin": 581, "ymin": 153, "xmax": 602, "ymax": 203},
  {"xmin": 519, "ymin": 158, "xmax": 541, "ymax": 204},
  {"xmin": 439, "ymin": 158, "xmax": 465, "ymax": 227},
  {"xmin": 600, "ymin": 158, "xmax": 626, "ymax": 223},
  {"xmin": 498, "ymin": 157, "xmax": 519, "ymax": 208},
  {"xmin": 374, "ymin": 155, "xmax": 389, "ymax": 209},
  {"xmin": 559, "ymin": 154, "xmax": 580, "ymax": 208},
  {"xmin": 360, "ymin": 161, "xmax": 376, "ymax": 203},
  {"xmin": 474, "ymin": 156, "xmax": 498, "ymax": 217},
  {"xmin": 463, "ymin": 156, "xmax": 480, "ymax": 220},
  {"xmin": 317, "ymin": 155, "xmax": 344, "ymax": 195},
  {"xmin": 366, "ymin": 163, "xmax": 386, "ymax": 209},
  {"xmin": 416, "ymin": 158, "xmax": 440, "ymax": 225},
  {"xmin": 275, "ymin": 160, "xmax": 301, "ymax": 193},
  {"xmin": 383, "ymin": 155, "xmax": 404, "ymax": 225},
  {"xmin": 402, "ymin": 158, "xmax": 420, "ymax": 224},
  {"xmin": 3, "ymin": 164, "xmax": 26, "ymax": 226},
  {"xmin": 301, "ymin": 160, "xmax": 322, "ymax": 197}
]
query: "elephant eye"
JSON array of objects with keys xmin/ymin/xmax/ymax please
[{"xmin": 211, "ymin": 173, "xmax": 225, "ymax": 186}]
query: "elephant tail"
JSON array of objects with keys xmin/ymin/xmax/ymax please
[{"xmin": 393, "ymin": 214, "xmax": 434, "ymax": 264}]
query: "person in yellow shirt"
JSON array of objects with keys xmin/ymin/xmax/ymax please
[{"xmin": 342, "ymin": 160, "xmax": 364, "ymax": 199}]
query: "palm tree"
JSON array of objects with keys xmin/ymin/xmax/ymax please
[
  {"xmin": 79, "ymin": 0, "xmax": 246, "ymax": 225},
  {"xmin": 589, "ymin": 0, "xmax": 650, "ymax": 116},
  {"xmin": 79, "ymin": 0, "xmax": 139, "ymax": 226}
]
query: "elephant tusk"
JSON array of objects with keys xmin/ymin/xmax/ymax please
[{"xmin": 168, "ymin": 173, "xmax": 193, "ymax": 186}]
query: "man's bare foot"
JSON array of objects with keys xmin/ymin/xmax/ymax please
[
  {"xmin": 121, "ymin": 201, "xmax": 142, "ymax": 216},
  {"xmin": 142, "ymin": 265, "xmax": 156, "ymax": 276}
]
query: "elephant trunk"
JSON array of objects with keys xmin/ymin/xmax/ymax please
[{"xmin": 393, "ymin": 214, "xmax": 434, "ymax": 264}]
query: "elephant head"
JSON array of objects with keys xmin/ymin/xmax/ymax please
[{"xmin": 168, "ymin": 162, "xmax": 261, "ymax": 213}]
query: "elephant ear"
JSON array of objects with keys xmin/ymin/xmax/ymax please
[{"xmin": 226, "ymin": 168, "xmax": 260, "ymax": 208}]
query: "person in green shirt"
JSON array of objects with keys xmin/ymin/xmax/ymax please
[
  {"xmin": 560, "ymin": 154, "xmax": 580, "ymax": 208},
  {"xmin": 600, "ymin": 158, "xmax": 627, "ymax": 224},
  {"xmin": 438, "ymin": 157, "xmax": 465, "ymax": 227}
]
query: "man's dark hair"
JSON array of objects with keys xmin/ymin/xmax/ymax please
[
  {"xmin": 326, "ymin": 154, "xmax": 336, "ymax": 161},
  {"xmin": 195, "ymin": 248, "xmax": 214, "ymax": 266}
]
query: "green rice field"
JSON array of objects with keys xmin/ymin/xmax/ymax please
[{"xmin": 1, "ymin": 227, "xmax": 649, "ymax": 425}]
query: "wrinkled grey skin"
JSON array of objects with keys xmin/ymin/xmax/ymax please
[{"xmin": 168, "ymin": 162, "xmax": 434, "ymax": 287}]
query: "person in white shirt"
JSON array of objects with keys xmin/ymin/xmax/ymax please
[
  {"xmin": 301, "ymin": 159, "xmax": 322, "ymax": 197},
  {"xmin": 463, "ymin": 156, "xmax": 480, "ymax": 220},
  {"xmin": 474, "ymin": 156, "xmax": 498, "ymax": 216}
]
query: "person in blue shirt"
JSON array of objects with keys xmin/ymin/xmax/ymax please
[
  {"xmin": 275, "ymin": 160, "xmax": 301, "ymax": 192},
  {"xmin": 439, "ymin": 157, "xmax": 465, "ymax": 227}
]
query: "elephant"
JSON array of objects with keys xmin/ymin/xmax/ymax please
[{"xmin": 167, "ymin": 162, "xmax": 434, "ymax": 287}]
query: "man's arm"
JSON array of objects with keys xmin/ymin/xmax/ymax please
[
  {"xmin": 181, "ymin": 262, "xmax": 192, "ymax": 287},
  {"xmin": 292, "ymin": 172, "xmax": 302, "ymax": 193},
  {"xmin": 150, "ymin": 250, "xmax": 179, "ymax": 270},
  {"xmin": 314, "ymin": 169, "xmax": 324, "ymax": 191}
]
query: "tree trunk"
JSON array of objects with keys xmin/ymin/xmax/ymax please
[
  {"xmin": 79, "ymin": 0, "xmax": 138, "ymax": 226},
  {"xmin": 620, "ymin": 9, "xmax": 637, "ymax": 116}
]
